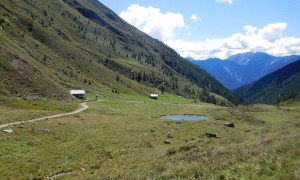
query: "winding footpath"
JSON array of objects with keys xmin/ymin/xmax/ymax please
[{"xmin": 0, "ymin": 103, "xmax": 89, "ymax": 129}]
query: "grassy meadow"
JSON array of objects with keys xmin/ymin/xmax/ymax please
[
  {"xmin": 0, "ymin": 97, "xmax": 77, "ymax": 125},
  {"xmin": 0, "ymin": 95, "xmax": 299, "ymax": 179}
]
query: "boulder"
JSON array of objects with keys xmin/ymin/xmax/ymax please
[
  {"xmin": 205, "ymin": 132, "xmax": 219, "ymax": 138},
  {"xmin": 214, "ymin": 116, "xmax": 222, "ymax": 120},
  {"xmin": 41, "ymin": 129, "xmax": 50, "ymax": 133},
  {"xmin": 224, "ymin": 122, "xmax": 235, "ymax": 128},
  {"xmin": 163, "ymin": 139, "xmax": 172, "ymax": 144},
  {"xmin": 3, "ymin": 128, "xmax": 13, "ymax": 133},
  {"xmin": 167, "ymin": 133, "xmax": 174, "ymax": 138},
  {"xmin": 36, "ymin": 128, "xmax": 50, "ymax": 133}
]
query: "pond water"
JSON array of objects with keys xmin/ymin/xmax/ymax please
[{"xmin": 160, "ymin": 114, "xmax": 208, "ymax": 121}]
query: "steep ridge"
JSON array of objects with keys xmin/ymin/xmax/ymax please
[
  {"xmin": 0, "ymin": 0, "xmax": 240, "ymax": 105},
  {"xmin": 236, "ymin": 60, "xmax": 300, "ymax": 104},
  {"xmin": 189, "ymin": 52, "xmax": 300, "ymax": 89}
]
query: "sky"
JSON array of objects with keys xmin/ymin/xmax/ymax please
[{"xmin": 99, "ymin": 0, "xmax": 300, "ymax": 60}]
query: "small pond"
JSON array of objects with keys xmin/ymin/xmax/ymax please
[{"xmin": 160, "ymin": 114, "xmax": 208, "ymax": 121}]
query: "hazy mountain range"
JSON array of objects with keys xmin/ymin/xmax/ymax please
[{"xmin": 188, "ymin": 52, "xmax": 300, "ymax": 89}]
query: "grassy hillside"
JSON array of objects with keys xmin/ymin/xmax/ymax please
[
  {"xmin": 236, "ymin": 60, "xmax": 300, "ymax": 104},
  {"xmin": 0, "ymin": 0, "xmax": 240, "ymax": 105}
]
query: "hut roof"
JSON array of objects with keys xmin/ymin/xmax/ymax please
[
  {"xmin": 150, "ymin": 93, "xmax": 158, "ymax": 97},
  {"xmin": 70, "ymin": 90, "xmax": 86, "ymax": 95}
]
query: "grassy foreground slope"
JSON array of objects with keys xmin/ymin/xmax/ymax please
[
  {"xmin": 0, "ymin": 0, "xmax": 240, "ymax": 105},
  {"xmin": 0, "ymin": 95, "xmax": 299, "ymax": 179}
]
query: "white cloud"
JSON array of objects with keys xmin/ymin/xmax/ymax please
[
  {"xmin": 165, "ymin": 22, "xmax": 300, "ymax": 59},
  {"xmin": 216, "ymin": 0, "xmax": 233, "ymax": 5},
  {"xmin": 258, "ymin": 23, "xmax": 287, "ymax": 42},
  {"xmin": 119, "ymin": 4, "xmax": 185, "ymax": 40},
  {"xmin": 190, "ymin": 14, "xmax": 200, "ymax": 22},
  {"xmin": 244, "ymin": 25, "xmax": 257, "ymax": 35},
  {"xmin": 119, "ymin": 5, "xmax": 299, "ymax": 60}
]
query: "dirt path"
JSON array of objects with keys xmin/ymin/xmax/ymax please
[{"xmin": 0, "ymin": 103, "xmax": 89, "ymax": 129}]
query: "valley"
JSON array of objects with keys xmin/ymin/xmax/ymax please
[
  {"xmin": 0, "ymin": 0, "xmax": 300, "ymax": 179},
  {"xmin": 189, "ymin": 53, "xmax": 300, "ymax": 89}
]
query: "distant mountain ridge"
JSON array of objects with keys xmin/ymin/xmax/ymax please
[
  {"xmin": 236, "ymin": 59, "xmax": 300, "ymax": 104},
  {"xmin": 189, "ymin": 52, "xmax": 300, "ymax": 89}
]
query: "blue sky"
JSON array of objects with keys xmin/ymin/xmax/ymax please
[{"xmin": 99, "ymin": 0, "xmax": 300, "ymax": 59}]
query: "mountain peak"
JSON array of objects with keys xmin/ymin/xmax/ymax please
[
  {"xmin": 189, "ymin": 52, "xmax": 300, "ymax": 89},
  {"xmin": 228, "ymin": 52, "xmax": 274, "ymax": 65}
]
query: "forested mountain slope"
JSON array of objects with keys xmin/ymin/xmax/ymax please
[
  {"xmin": 236, "ymin": 60, "xmax": 300, "ymax": 104},
  {"xmin": 0, "ymin": 0, "xmax": 241, "ymax": 105}
]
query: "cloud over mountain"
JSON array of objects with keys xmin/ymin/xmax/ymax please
[
  {"xmin": 119, "ymin": 4, "xmax": 300, "ymax": 60},
  {"xmin": 258, "ymin": 23, "xmax": 287, "ymax": 42},
  {"xmin": 120, "ymin": 4, "xmax": 185, "ymax": 40},
  {"xmin": 166, "ymin": 22, "xmax": 300, "ymax": 59}
]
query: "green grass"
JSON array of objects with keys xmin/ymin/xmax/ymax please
[
  {"xmin": 0, "ymin": 95, "xmax": 299, "ymax": 179},
  {"xmin": 104, "ymin": 92, "xmax": 194, "ymax": 104},
  {"xmin": 0, "ymin": 97, "xmax": 77, "ymax": 124}
]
